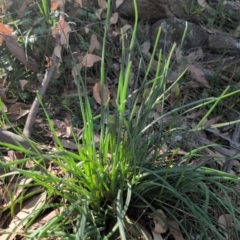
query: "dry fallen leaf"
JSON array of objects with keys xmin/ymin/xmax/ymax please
[
  {"xmin": 218, "ymin": 214, "xmax": 233, "ymax": 239},
  {"xmin": 3, "ymin": 35, "xmax": 39, "ymax": 72},
  {"xmin": 58, "ymin": 18, "xmax": 72, "ymax": 46},
  {"xmin": 141, "ymin": 40, "xmax": 151, "ymax": 55},
  {"xmin": 81, "ymin": 53, "xmax": 101, "ymax": 67},
  {"xmin": 152, "ymin": 231, "xmax": 164, "ymax": 240},
  {"xmin": 19, "ymin": 79, "xmax": 28, "ymax": 90},
  {"xmin": 2, "ymin": 178, "xmax": 33, "ymax": 210},
  {"xmin": 98, "ymin": 0, "xmax": 107, "ymax": 10},
  {"xmin": 8, "ymin": 102, "xmax": 27, "ymax": 113},
  {"xmin": 54, "ymin": 44, "xmax": 62, "ymax": 60},
  {"xmin": 150, "ymin": 209, "xmax": 168, "ymax": 234},
  {"xmin": 168, "ymin": 219, "xmax": 185, "ymax": 240},
  {"xmin": 51, "ymin": 0, "xmax": 64, "ymax": 11},
  {"xmin": 93, "ymin": 82, "xmax": 110, "ymax": 105},
  {"xmin": 0, "ymin": 192, "xmax": 47, "ymax": 240},
  {"xmin": 188, "ymin": 64, "xmax": 210, "ymax": 88},
  {"xmin": 186, "ymin": 48, "xmax": 203, "ymax": 64},
  {"xmin": 167, "ymin": 69, "xmax": 183, "ymax": 83},
  {"xmin": 125, "ymin": 217, "xmax": 153, "ymax": 239},
  {"xmin": 110, "ymin": 12, "xmax": 119, "ymax": 25},
  {"xmin": 122, "ymin": 24, "xmax": 132, "ymax": 33},
  {"xmin": 202, "ymin": 115, "xmax": 223, "ymax": 127},
  {"xmin": 89, "ymin": 34, "xmax": 101, "ymax": 53},
  {"xmin": 0, "ymin": 178, "xmax": 35, "ymax": 229},
  {"xmin": 7, "ymin": 102, "xmax": 29, "ymax": 121},
  {"xmin": 30, "ymin": 206, "xmax": 64, "ymax": 230},
  {"xmin": 0, "ymin": 23, "xmax": 13, "ymax": 35},
  {"xmin": 9, "ymin": 110, "xmax": 29, "ymax": 122},
  {"xmin": 116, "ymin": 0, "xmax": 124, "ymax": 9},
  {"xmin": 20, "ymin": 79, "xmax": 40, "ymax": 92},
  {"xmin": 95, "ymin": 8, "xmax": 103, "ymax": 19}
]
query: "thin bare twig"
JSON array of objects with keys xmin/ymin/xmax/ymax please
[
  {"xmin": 23, "ymin": 5, "xmax": 65, "ymax": 138},
  {"xmin": 0, "ymin": 127, "xmax": 36, "ymax": 150},
  {"xmin": 23, "ymin": 50, "xmax": 58, "ymax": 138}
]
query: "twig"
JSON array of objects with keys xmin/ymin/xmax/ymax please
[
  {"xmin": 205, "ymin": 128, "xmax": 240, "ymax": 150},
  {"xmin": 23, "ymin": 50, "xmax": 58, "ymax": 138},
  {"xmin": 198, "ymin": 136, "xmax": 238, "ymax": 157},
  {"xmin": 23, "ymin": 5, "xmax": 65, "ymax": 138},
  {"xmin": 0, "ymin": 127, "xmax": 35, "ymax": 150}
]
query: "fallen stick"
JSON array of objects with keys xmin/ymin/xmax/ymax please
[
  {"xmin": 0, "ymin": 127, "xmax": 36, "ymax": 150},
  {"xmin": 23, "ymin": 51, "xmax": 58, "ymax": 138},
  {"xmin": 23, "ymin": 5, "xmax": 65, "ymax": 138}
]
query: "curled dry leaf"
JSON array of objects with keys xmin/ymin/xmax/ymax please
[
  {"xmin": 81, "ymin": 54, "xmax": 101, "ymax": 68},
  {"xmin": 54, "ymin": 45, "xmax": 62, "ymax": 60},
  {"xmin": 122, "ymin": 24, "xmax": 132, "ymax": 33},
  {"xmin": 7, "ymin": 102, "xmax": 29, "ymax": 121},
  {"xmin": 93, "ymin": 82, "xmax": 110, "ymax": 105},
  {"xmin": 218, "ymin": 214, "xmax": 233, "ymax": 238},
  {"xmin": 30, "ymin": 206, "xmax": 64, "ymax": 230},
  {"xmin": 8, "ymin": 102, "xmax": 27, "ymax": 113},
  {"xmin": 150, "ymin": 209, "xmax": 168, "ymax": 234},
  {"xmin": 116, "ymin": 0, "xmax": 124, "ymax": 9},
  {"xmin": 58, "ymin": 18, "xmax": 72, "ymax": 46},
  {"xmin": 3, "ymin": 35, "xmax": 39, "ymax": 72},
  {"xmin": 188, "ymin": 64, "xmax": 210, "ymax": 88},
  {"xmin": 167, "ymin": 69, "xmax": 183, "ymax": 83},
  {"xmin": 51, "ymin": 0, "xmax": 64, "ymax": 11},
  {"xmin": 141, "ymin": 40, "xmax": 151, "ymax": 55},
  {"xmin": 89, "ymin": 34, "xmax": 101, "ymax": 53},
  {"xmin": 95, "ymin": 8, "xmax": 103, "ymax": 19},
  {"xmin": 25, "ymin": 160, "xmax": 35, "ymax": 169},
  {"xmin": 0, "ymin": 192, "xmax": 47, "ymax": 240},
  {"xmin": 98, "ymin": 0, "xmax": 107, "ymax": 10},
  {"xmin": 125, "ymin": 217, "xmax": 152, "ymax": 239},
  {"xmin": 110, "ymin": 12, "xmax": 119, "ymax": 25},
  {"xmin": 152, "ymin": 231, "xmax": 164, "ymax": 240},
  {"xmin": 19, "ymin": 79, "xmax": 28, "ymax": 90},
  {"xmin": 203, "ymin": 115, "xmax": 222, "ymax": 127},
  {"xmin": 186, "ymin": 48, "xmax": 203, "ymax": 64},
  {"xmin": 0, "ymin": 23, "xmax": 13, "ymax": 35},
  {"xmin": 168, "ymin": 219, "xmax": 185, "ymax": 240}
]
